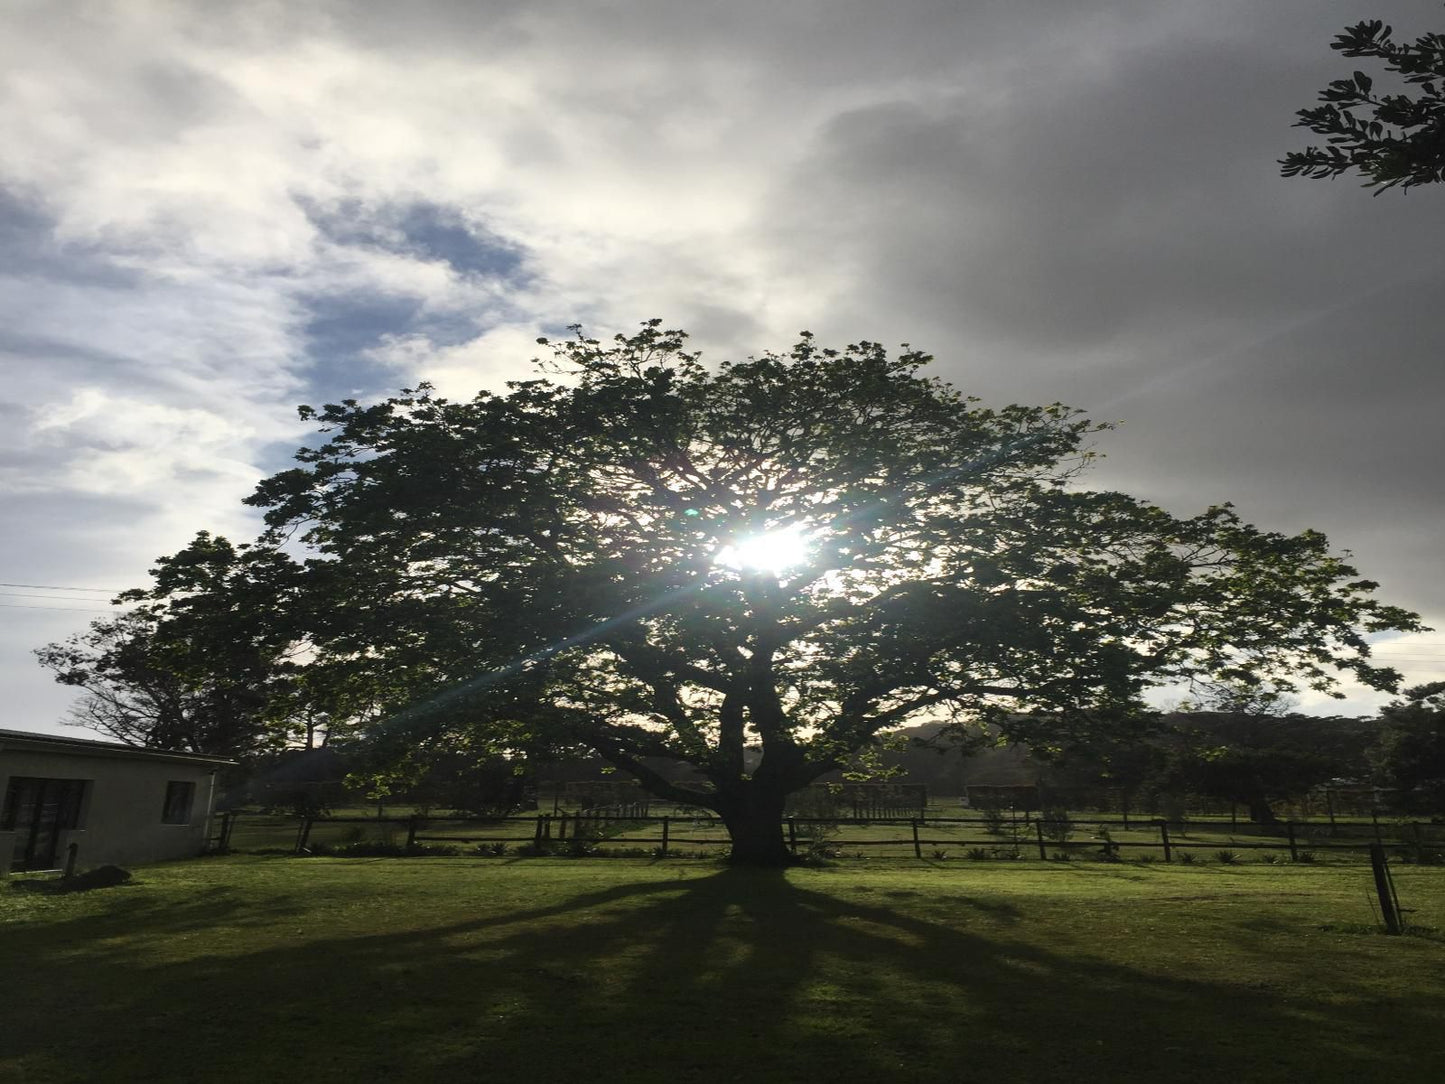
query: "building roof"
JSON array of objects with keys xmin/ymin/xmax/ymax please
[{"xmin": 0, "ymin": 728, "xmax": 236, "ymax": 767}]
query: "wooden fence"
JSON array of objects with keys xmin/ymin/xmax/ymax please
[{"xmin": 211, "ymin": 809, "xmax": 1445, "ymax": 864}]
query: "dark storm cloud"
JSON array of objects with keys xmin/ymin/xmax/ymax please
[
  {"xmin": 720, "ymin": 0, "xmax": 1445, "ymax": 642},
  {"xmin": 1099, "ymin": 274, "xmax": 1445, "ymax": 541},
  {"xmin": 330, "ymin": 0, "xmax": 1175, "ymax": 90},
  {"xmin": 773, "ymin": 37, "xmax": 1445, "ymax": 359}
]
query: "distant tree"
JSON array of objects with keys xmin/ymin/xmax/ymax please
[
  {"xmin": 37, "ymin": 609, "xmax": 210, "ymax": 751},
  {"xmin": 1373, "ymin": 682, "xmax": 1445, "ymax": 813},
  {"xmin": 1044, "ymin": 726, "xmax": 1169, "ymax": 817},
  {"xmin": 1166, "ymin": 711, "xmax": 1374, "ymax": 823},
  {"xmin": 225, "ymin": 321, "xmax": 1418, "ymax": 865},
  {"xmin": 35, "ymin": 533, "xmax": 317, "ymax": 759},
  {"xmin": 876, "ymin": 722, "xmax": 994, "ymax": 796},
  {"xmin": 1280, "ymin": 19, "xmax": 1445, "ymax": 192},
  {"xmin": 388, "ymin": 748, "xmax": 537, "ymax": 817}
]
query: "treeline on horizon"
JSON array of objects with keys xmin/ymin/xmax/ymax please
[{"xmin": 232, "ymin": 700, "xmax": 1445, "ymax": 826}]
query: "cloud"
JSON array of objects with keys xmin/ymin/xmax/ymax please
[
  {"xmin": 3, "ymin": 0, "xmax": 1443, "ymax": 730},
  {"xmin": 303, "ymin": 198, "xmax": 529, "ymax": 279}
]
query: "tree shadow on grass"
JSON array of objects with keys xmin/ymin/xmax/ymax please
[{"xmin": 4, "ymin": 863, "xmax": 1443, "ymax": 1083}]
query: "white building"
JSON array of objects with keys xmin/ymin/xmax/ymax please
[{"xmin": 0, "ymin": 728, "xmax": 232, "ymax": 873}]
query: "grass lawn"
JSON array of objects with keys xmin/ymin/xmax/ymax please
[{"xmin": 3, "ymin": 857, "xmax": 1444, "ymax": 1083}]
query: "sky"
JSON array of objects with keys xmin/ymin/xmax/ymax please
[{"xmin": 3, "ymin": 0, "xmax": 1443, "ymax": 738}]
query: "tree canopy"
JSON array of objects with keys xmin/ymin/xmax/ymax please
[
  {"xmin": 1281, "ymin": 18, "xmax": 1445, "ymax": 192},
  {"xmin": 48, "ymin": 322, "xmax": 1421, "ymax": 863},
  {"xmin": 1372, "ymin": 682, "xmax": 1445, "ymax": 813},
  {"xmin": 36, "ymin": 532, "xmax": 317, "ymax": 758},
  {"xmin": 1164, "ymin": 711, "xmax": 1373, "ymax": 825},
  {"xmin": 195, "ymin": 321, "xmax": 1415, "ymax": 864}
]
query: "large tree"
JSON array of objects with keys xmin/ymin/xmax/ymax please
[
  {"xmin": 236, "ymin": 322, "xmax": 1415, "ymax": 864},
  {"xmin": 1280, "ymin": 18, "xmax": 1445, "ymax": 192}
]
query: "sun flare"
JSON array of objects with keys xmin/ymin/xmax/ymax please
[{"xmin": 716, "ymin": 526, "xmax": 812, "ymax": 574}]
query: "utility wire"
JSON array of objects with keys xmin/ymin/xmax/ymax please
[
  {"xmin": 0, "ymin": 582, "xmax": 119, "ymax": 593},
  {"xmin": 0, "ymin": 592, "xmax": 128, "ymax": 603},
  {"xmin": 0, "ymin": 603, "xmax": 119, "ymax": 613}
]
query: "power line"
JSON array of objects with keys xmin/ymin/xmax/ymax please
[
  {"xmin": 0, "ymin": 582, "xmax": 120, "ymax": 593},
  {"xmin": 0, "ymin": 603, "xmax": 119, "ymax": 614},
  {"xmin": 0, "ymin": 592, "xmax": 128, "ymax": 603}
]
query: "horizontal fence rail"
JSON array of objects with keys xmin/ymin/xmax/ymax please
[{"xmin": 210, "ymin": 808, "xmax": 1445, "ymax": 865}]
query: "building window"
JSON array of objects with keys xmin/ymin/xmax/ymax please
[
  {"xmin": 2, "ymin": 777, "xmax": 88, "ymax": 830},
  {"xmin": 161, "ymin": 781, "xmax": 196, "ymax": 825}
]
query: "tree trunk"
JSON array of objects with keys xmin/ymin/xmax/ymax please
[
  {"xmin": 1247, "ymin": 796, "xmax": 1279, "ymax": 825},
  {"xmin": 717, "ymin": 783, "xmax": 794, "ymax": 867}
]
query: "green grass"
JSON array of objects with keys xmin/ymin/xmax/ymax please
[{"xmin": 4, "ymin": 857, "xmax": 1444, "ymax": 1083}]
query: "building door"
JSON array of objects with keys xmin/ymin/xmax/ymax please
[{"xmin": 2, "ymin": 777, "xmax": 87, "ymax": 872}]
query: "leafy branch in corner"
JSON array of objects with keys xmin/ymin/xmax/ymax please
[{"xmin": 1280, "ymin": 18, "xmax": 1445, "ymax": 192}]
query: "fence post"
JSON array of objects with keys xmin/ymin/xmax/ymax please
[
  {"xmin": 295, "ymin": 816, "xmax": 313, "ymax": 855},
  {"xmin": 911, "ymin": 818, "xmax": 922, "ymax": 859},
  {"xmin": 787, "ymin": 817, "xmax": 798, "ymax": 857},
  {"xmin": 558, "ymin": 814, "xmax": 569, "ymax": 842},
  {"xmin": 661, "ymin": 816, "xmax": 670, "ymax": 858},
  {"xmin": 1286, "ymin": 822, "xmax": 1299, "ymax": 862},
  {"xmin": 1159, "ymin": 820, "xmax": 1172, "ymax": 863},
  {"xmin": 1369, "ymin": 843, "xmax": 1402, "ymax": 935},
  {"xmin": 533, "ymin": 816, "xmax": 545, "ymax": 847},
  {"xmin": 1035, "ymin": 820, "xmax": 1048, "ymax": 860},
  {"xmin": 1412, "ymin": 822, "xmax": 1425, "ymax": 864}
]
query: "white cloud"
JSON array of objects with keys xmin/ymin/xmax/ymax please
[
  {"xmin": 3, "ymin": 0, "xmax": 1443, "ymax": 732},
  {"xmin": 28, "ymin": 387, "xmax": 263, "ymax": 494}
]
